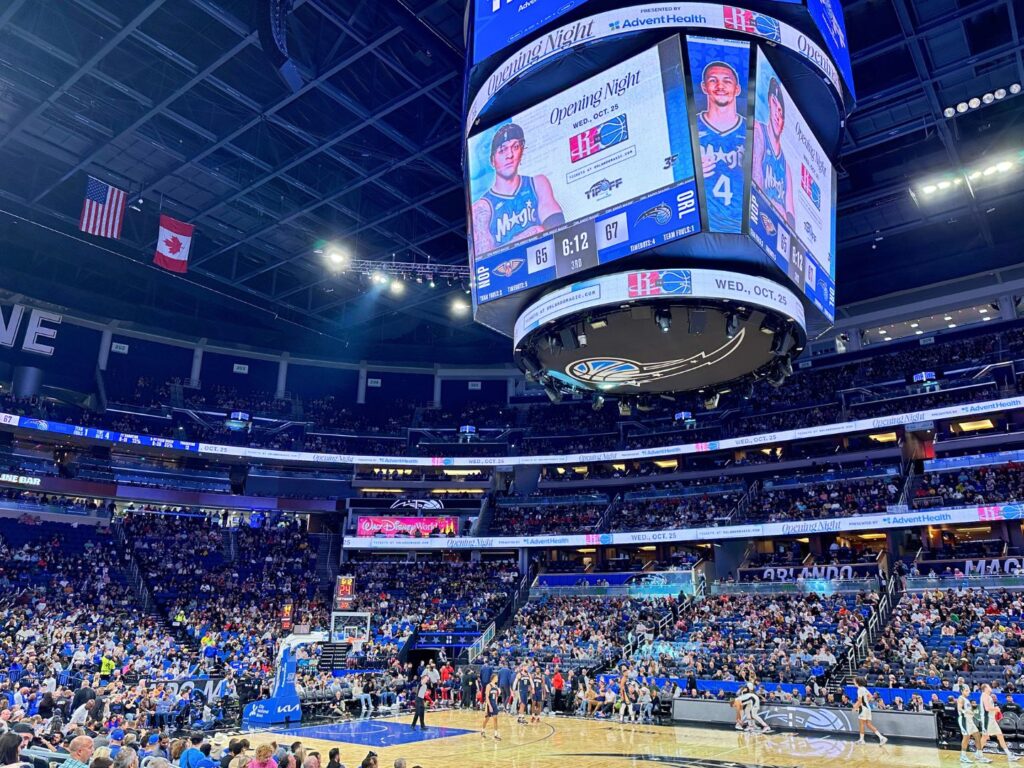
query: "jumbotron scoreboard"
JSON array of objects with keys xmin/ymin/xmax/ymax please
[{"xmin": 464, "ymin": 1, "xmax": 852, "ymax": 400}]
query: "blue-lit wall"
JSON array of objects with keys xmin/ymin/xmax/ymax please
[
  {"xmin": 440, "ymin": 378, "xmax": 507, "ymax": 408},
  {"xmin": 365, "ymin": 371, "xmax": 432, "ymax": 405},
  {"xmin": 105, "ymin": 336, "xmax": 193, "ymax": 399},
  {"xmin": 203, "ymin": 351, "xmax": 277, "ymax": 391},
  {"xmin": 287, "ymin": 364, "xmax": 359, "ymax": 400}
]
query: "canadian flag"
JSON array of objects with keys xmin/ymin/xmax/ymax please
[{"xmin": 153, "ymin": 214, "xmax": 194, "ymax": 273}]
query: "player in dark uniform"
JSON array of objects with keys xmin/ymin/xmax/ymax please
[
  {"xmin": 471, "ymin": 123, "xmax": 565, "ymax": 257},
  {"xmin": 513, "ymin": 666, "xmax": 532, "ymax": 724},
  {"xmin": 697, "ymin": 61, "xmax": 746, "ymax": 232},
  {"xmin": 532, "ymin": 671, "xmax": 546, "ymax": 722},
  {"xmin": 752, "ymin": 77, "xmax": 796, "ymax": 229},
  {"xmin": 481, "ymin": 674, "xmax": 502, "ymax": 740}
]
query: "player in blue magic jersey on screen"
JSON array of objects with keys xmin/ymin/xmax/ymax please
[
  {"xmin": 697, "ymin": 61, "xmax": 746, "ymax": 232},
  {"xmin": 752, "ymin": 77, "xmax": 796, "ymax": 229},
  {"xmin": 471, "ymin": 123, "xmax": 564, "ymax": 257}
]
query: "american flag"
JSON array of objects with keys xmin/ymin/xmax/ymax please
[{"xmin": 79, "ymin": 175, "xmax": 126, "ymax": 239}]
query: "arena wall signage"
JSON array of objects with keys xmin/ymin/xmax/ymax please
[
  {"xmin": 140, "ymin": 676, "xmax": 223, "ymax": 701},
  {"xmin": 0, "ymin": 473, "xmax": 41, "ymax": 487},
  {"xmin": 670, "ymin": 698, "xmax": 937, "ymax": 741},
  {"xmin": 915, "ymin": 556, "xmax": 1024, "ymax": 577},
  {"xmin": 341, "ymin": 503, "xmax": 1015, "ymax": 551},
  {"xmin": 467, "ymin": 4, "xmax": 844, "ymax": 136},
  {"xmin": 355, "ymin": 516, "xmax": 458, "ymax": 537},
  {"xmin": 1, "ymin": 395, "xmax": 1022, "ymax": 468},
  {"xmin": 0, "ymin": 304, "xmax": 62, "ymax": 357},
  {"xmin": 738, "ymin": 562, "xmax": 878, "ymax": 582}
]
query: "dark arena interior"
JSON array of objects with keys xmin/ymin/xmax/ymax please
[{"xmin": 2, "ymin": 0, "xmax": 1024, "ymax": 766}]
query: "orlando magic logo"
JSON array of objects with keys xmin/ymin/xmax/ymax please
[
  {"xmin": 635, "ymin": 202, "xmax": 673, "ymax": 227},
  {"xmin": 391, "ymin": 499, "xmax": 444, "ymax": 510},
  {"xmin": 567, "ymin": 331, "xmax": 745, "ymax": 387}
]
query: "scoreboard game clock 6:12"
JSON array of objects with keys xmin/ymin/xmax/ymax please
[{"xmin": 554, "ymin": 219, "xmax": 600, "ymax": 277}]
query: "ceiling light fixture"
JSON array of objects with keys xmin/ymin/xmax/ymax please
[{"xmin": 945, "ymin": 83, "xmax": 1022, "ymax": 119}]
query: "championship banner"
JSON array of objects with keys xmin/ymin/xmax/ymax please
[
  {"xmin": 356, "ymin": 515, "xmax": 458, "ymax": 538},
  {"xmin": 334, "ymin": 576, "xmax": 355, "ymax": 611}
]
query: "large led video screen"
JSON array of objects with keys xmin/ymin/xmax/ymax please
[
  {"xmin": 748, "ymin": 47, "xmax": 836, "ymax": 320},
  {"xmin": 806, "ymin": 0, "xmax": 856, "ymax": 100},
  {"xmin": 471, "ymin": 0, "xmax": 592, "ymax": 65},
  {"xmin": 687, "ymin": 36, "xmax": 751, "ymax": 235},
  {"xmin": 468, "ymin": 37, "xmax": 700, "ymax": 306}
]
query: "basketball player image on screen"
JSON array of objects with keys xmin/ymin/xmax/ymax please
[
  {"xmin": 697, "ymin": 61, "xmax": 746, "ymax": 232},
  {"xmin": 471, "ymin": 123, "xmax": 564, "ymax": 257},
  {"xmin": 752, "ymin": 77, "xmax": 796, "ymax": 229}
]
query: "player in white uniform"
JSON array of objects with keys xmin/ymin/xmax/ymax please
[
  {"xmin": 732, "ymin": 684, "xmax": 772, "ymax": 733},
  {"xmin": 959, "ymin": 684, "xmax": 987, "ymax": 763},
  {"xmin": 978, "ymin": 684, "xmax": 1018, "ymax": 761},
  {"xmin": 852, "ymin": 677, "xmax": 888, "ymax": 744}
]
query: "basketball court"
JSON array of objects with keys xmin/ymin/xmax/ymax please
[{"xmin": 237, "ymin": 709, "xmax": 959, "ymax": 767}]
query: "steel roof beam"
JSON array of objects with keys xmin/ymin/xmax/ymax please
[
  {"xmin": 0, "ymin": 0, "xmax": 167, "ymax": 152},
  {"xmin": 30, "ymin": 36, "xmax": 257, "ymax": 204},
  {"xmin": 189, "ymin": 80, "xmax": 459, "ymax": 266},
  {"xmin": 893, "ymin": 0, "xmax": 994, "ymax": 248},
  {"xmin": 308, "ymin": 0, "xmax": 461, "ymax": 122},
  {"xmin": 4, "ymin": 25, "xmax": 155, "ymax": 108}
]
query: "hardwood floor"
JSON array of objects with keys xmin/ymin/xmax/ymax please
[{"xmin": 232, "ymin": 708, "xmax": 966, "ymax": 768}]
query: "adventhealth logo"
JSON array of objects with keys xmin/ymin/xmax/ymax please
[
  {"xmin": 609, "ymin": 13, "xmax": 706, "ymax": 30},
  {"xmin": 491, "ymin": 0, "xmax": 538, "ymax": 13}
]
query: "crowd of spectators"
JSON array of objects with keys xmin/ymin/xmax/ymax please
[
  {"xmin": 914, "ymin": 463, "xmax": 1024, "ymax": 507},
  {"xmin": 123, "ymin": 513, "xmax": 328, "ymax": 679},
  {"xmin": 858, "ymin": 587, "xmax": 1024, "ymax": 691},
  {"xmin": 745, "ymin": 475, "xmax": 901, "ymax": 523},
  {"xmin": 647, "ymin": 592, "xmax": 876, "ymax": 684},
  {"xmin": 489, "ymin": 503, "xmax": 605, "ymax": 535},
  {"xmin": 339, "ymin": 557, "xmax": 520, "ymax": 642},
  {"xmin": 493, "ymin": 595, "xmax": 673, "ymax": 668},
  {"xmin": 0, "ymin": 520, "xmax": 199, "ymax": 693},
  {"xmin": 609, "ymin": 490, "xmax": 740, "ymax": 532}
]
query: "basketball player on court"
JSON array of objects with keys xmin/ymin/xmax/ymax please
[
  {"xmin": 752, "ymin": 77, "xmax": 796, "ymax": 229},
  {"xmin": 513, "ymin": 665, "xmax": 533, "ymax": 725},
  {"xmin": 481, "ymin": 673, "xmax": 502, "ymax": 740},
  {"xmin": 733, "ymin": 683, "xmax": 772, "ymax": 733},
  {"xmin": 697, "ymin": 61, "xmax": 746, "ymax": 231},
  {"xmin": 852, "ymin": 677, "xmax": 887, "ymax": 744},
  {"xmin": 978, "ymin": 684, "xmax": 1018, "ymax": 761},
  {"xmin": 958, "ymin": 684, "xmax": 987, "ymax": 763},
  {"xmin": 471, "ymin": 123, "xmax": 565, "ymax": 256}
]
